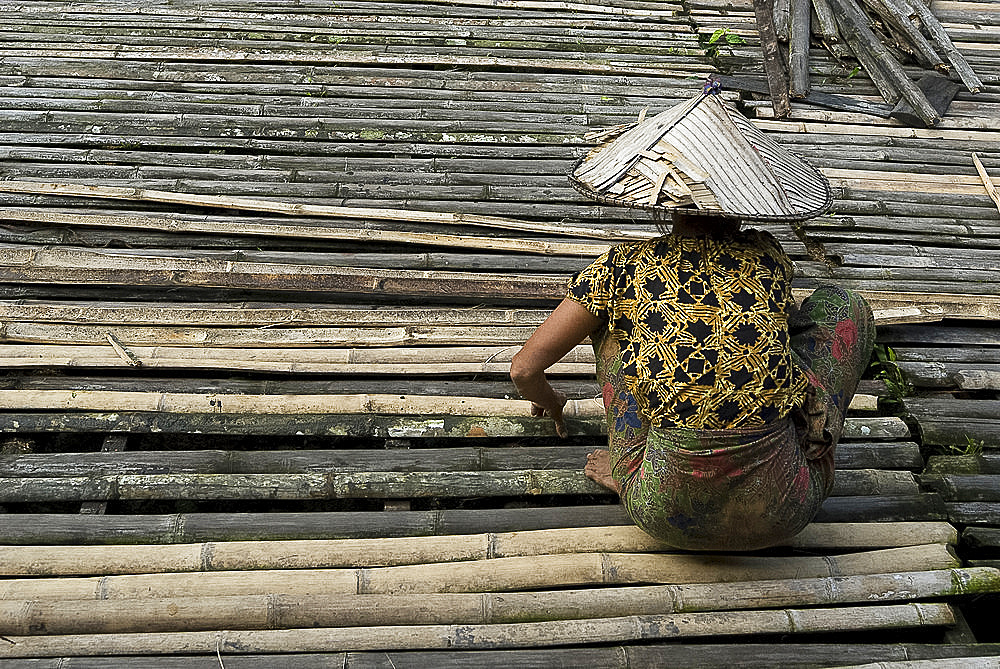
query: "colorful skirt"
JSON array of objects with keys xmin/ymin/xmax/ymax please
[{"xmin": 596, "ymin": 285, "xmax": 875, "ymax": 551}]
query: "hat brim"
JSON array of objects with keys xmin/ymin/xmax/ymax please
[{"xmin": 569, "ymin": 94, "xmax": 833, "ymax": 223}]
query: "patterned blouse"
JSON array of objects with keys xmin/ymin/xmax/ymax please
[{"xmin": 567, "ymin": 229, "xmax": 808, "ymax": 430}]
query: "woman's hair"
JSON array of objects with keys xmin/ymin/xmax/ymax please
[
  {"xmin": 653, "ymin": 209, "xmax": 743, "ymax": 236},
  {"xmin": 651, "ymin": 209, "xmax": 671, "ymax": 236}
]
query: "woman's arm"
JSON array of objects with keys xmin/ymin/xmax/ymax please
[{"xmin": 510, "ymin": 298, "xmax": 604, "ymax": 437}]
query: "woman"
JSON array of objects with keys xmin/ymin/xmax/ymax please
[{"xmin": 510, "ymin": 87, "xmax": 875, "ymax": 550}]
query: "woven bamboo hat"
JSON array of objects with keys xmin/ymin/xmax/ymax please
[{"xmin": 569, "ymin": 83, "xmax": 832, "ymax": 221}]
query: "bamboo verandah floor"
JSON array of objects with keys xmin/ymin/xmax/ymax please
[{"xmin": 0, "ymin": 0, "xmax": 999, "ymax": 666}]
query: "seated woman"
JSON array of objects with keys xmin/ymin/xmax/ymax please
[{"xmin": 510, "ymin": 86, "xmax": 875, "ymax": 551}]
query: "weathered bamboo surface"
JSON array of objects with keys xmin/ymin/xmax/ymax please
[{"xmin": 0, "ymin": 0, "xmax": 997, "ymax": 660}]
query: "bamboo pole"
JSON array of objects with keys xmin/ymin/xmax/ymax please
[
  {"xmin": 0, "ymin": 345, "xmax": 595, "ymax": 374},
  {"xmin": 0, "ymin": 290, "xmax": 991, "ymax": 327},
  {"xmin": 0, "ymin": 544, "xmax": 960, "ymax": 598},
  {"xmin": 0, "ymin": 388, "xmax": 886, "ymax": 421},
  {"xmin": 0, "ymin": 603, "xmax": 956, "ymax": 657},
  {"xmin": 0, "ymin": 207, "xmax": 613, "ymax": 258},
  {"xmin": 0, "ymin": 513, "xmax": 955, "ymax": 548},
  {"xmin": 0, "ymin": 525, "xmax": 958, "ymax": 576},
  {"xmin": 0, "ymin": 306, "xmax": 950, "ymax": 346},
  {"xmin": 0, "ymin": 302, "xmax": 555, "ymax": 327},
  {"xmin": 0, "ymin": 180, "xmax": 650, "ymax": 242},
  {"xmin": 0, "ymin": 467, "xmax": 916, "ymax": 504},
  {"xmin": 0, "ymin": 245, "xmax": 570, "ymax": 301},
  {"xmin": 0, "ymin": 322, "xmax": 542, "ymax": 347},
  {"xmin": 0, "ymin": 569, "xmax": 992, "ymax": 635},
  {"xmin": 0, "ymin": 470, "xmax": 614, "ymax": 504},
  {"xmin": 0, "ymin": 390, "xmax": 605, "ymax": 417}
]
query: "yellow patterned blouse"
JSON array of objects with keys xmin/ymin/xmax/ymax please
[{"xmin": 567, "ymin": 229, "xmax": 808, "ymax": 430}]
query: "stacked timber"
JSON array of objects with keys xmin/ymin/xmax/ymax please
[{"xmin": 696, "ymin": 0, "xmax": 986, "ymax": 125}]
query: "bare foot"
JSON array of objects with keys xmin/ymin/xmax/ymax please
[{"xmin": 584, "ymin": 449, "xmax": 620, "ymax": 495}]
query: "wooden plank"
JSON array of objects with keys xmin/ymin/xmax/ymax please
[
  {"xmin": 878, "ymin": 325, "xmax": 1000, "ymax": 348},
  {"xmin": 962, "ymin": 527, "xmax": 1000, "ymax": 557},
  {"xmin": 904, "ymin": 398, "xmax": 1000, "ymax": 421},
  {"xmin": 897, "ymin": 361, "xmax": 1000, "ymax": 389},
  {"xmin": 945, "ymin": 503, "xmax": 1000, "ymax": 526},
  {"xmin": 787, "ymin": 0, "xmax": 811, "ymax": 97}
]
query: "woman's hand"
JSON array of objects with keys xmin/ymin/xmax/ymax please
[
  {"xmin": 530, "ymin": 389, "xmax": 569, "ymax": 438},
  {"xmin": 510, "ymin": 298, "xmax": 601, "ymax": 439}
]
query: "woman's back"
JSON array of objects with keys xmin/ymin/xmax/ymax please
[{"xmin": 568, "ymin": 228, "xmax": 807, "ymax": 430}]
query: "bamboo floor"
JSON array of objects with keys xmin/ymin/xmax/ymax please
[{"xmin": 0, "ymin": 0, "xmax": 999, "ymax": 666}]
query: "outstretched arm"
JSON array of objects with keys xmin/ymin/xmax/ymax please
[{"xmin": 510, "ymin": 298, "xmax": 603, "ymax": 437}]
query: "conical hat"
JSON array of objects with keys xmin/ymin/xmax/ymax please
[{"xmin": 569, "ymin": 89, "xmax": 832, "ymax": 221}]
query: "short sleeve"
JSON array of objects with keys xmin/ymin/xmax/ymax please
[{"xmin": 566, "ymin": 248, "xmax": 616, "ymax": 322}]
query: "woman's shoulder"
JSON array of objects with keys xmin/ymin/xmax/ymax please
[{"xmin": 606, "ymin": 238, "xmax": 669, "ymax": 263}]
